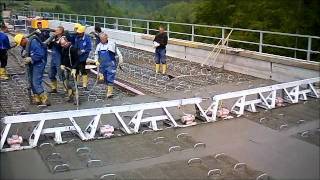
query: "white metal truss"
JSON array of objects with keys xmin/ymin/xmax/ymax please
[
  {"xmin": 205, "ymin": 77, "xmax": 320, "ymax": 121},
  {"xmin": 0, "ymin": 97, "xmax": 208, "ymax": 152}
]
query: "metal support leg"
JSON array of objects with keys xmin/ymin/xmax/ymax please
[
  {"xmin": 29, "ymin": 120, "xmax": 46, "ymax": 147},
  {"xmin": 231, "ymin": 96, "xmax": 246, "ymax": 115},
  {"xmin": 0, "ymin": 124, "xmax": 12, "ymax": 150},
  {"xmin": 69, "ymin": 117, "xmax": 87, "ymax": 140},
  {"xmin": 114, "ymin": 112, "xmax": 132, "ymax": 134},
  {"xmin": 162, "ymin": 107, "xmax": 178, "ymax": 127},
  {"xmin": 84, "ymin": 114, "xmax": 101, "ymax": 139}
]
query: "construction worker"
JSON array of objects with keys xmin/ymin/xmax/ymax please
[
  {"xmin": 91, "ymin": 25, "xmax": 102, "ymax": 45},
  {"xmin": 94, "ymin": 33, "xmax": 122, "ymax": 98},
  {"xmin": 59, "ymin": 36, "xmax": 80, "ymax": 103},
  {"xmin": 68, "ymin": 23, "xmax": 81, "ymax": 45},
  {"xmin": 0, "ymin": 25, "xmax": 10, "ymax": 80},
  {"xmin": 14, "ymin": 33, "xmax": 50, "ymax": 106},
  {"xmin": 153, "ymin": 26, "xmax": 168, "ymax": 74},
  {"xmin": 48, "ymin": 26, "xmax": 64, "ymax": 93},
  {"xmin": 74, "ymin": 25, "xmax": 92, "ymax": 90}
]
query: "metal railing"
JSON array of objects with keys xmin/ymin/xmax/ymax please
[{"xmin": 15, "ymin": 11, "xmax": 320, "ymax": 61}]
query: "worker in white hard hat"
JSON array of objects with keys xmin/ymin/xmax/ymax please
[
  {"xmin": 14, "ymin": 33, "xmax": 50, "ymax": 106},
  {"xmin": 74, "ymin": 25, "xmax": 92, "ymax": 90}
]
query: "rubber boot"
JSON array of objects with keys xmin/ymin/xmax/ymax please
[
  {"xmin": 106, "ymin": 85, "xmax": 113, "ymax": 98},
  {"xmin": 98, "ymin": 74, "xmax": 104, "ymax": 81},
  {"xmin": 155, "ymin": 64, "xmax": 160, "ymax": 73},
  {"xmin": 162, "ymin": 64, "xmax": 167, "ymax": 74},
  {"xmin": 63, "ymin": 80, "xmax": 68, "ymax": 92},
  {"xmin": 49, "ymin": 80, "xmax": 57, "ymax": 93},
  {"xmin": 67, "ymin": 89, "xmax": 74, "ymax": 103},
  {"xmin": 76, "ymin": 75, "xmax": 81, "ymax": 83},
  {"xmin": 0, "ymin": 68, "xmax": 9, "ymax": 80},
  {"xmin": 39, "ymin": 93, "xmax": 51, "ymax": 106},
  {"xmin": 32, "ymin": 94, "xmax": 41, "ymax": 105},
  {"xmin": 82, "ymin": 75, "xmax": 88, "ymax": 90}
]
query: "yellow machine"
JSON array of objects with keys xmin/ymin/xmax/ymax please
[{"xmin": 31, "ymin": 19, "xmax": 49, "ymax": 29}]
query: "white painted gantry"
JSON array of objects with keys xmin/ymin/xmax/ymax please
[
  {"xmin": 1, "ymin": 77, "xmax": 319, "ymax": 152},
  {"xmin": 205, "ymin": 77, "xmax": 320, "ymax": 121}
]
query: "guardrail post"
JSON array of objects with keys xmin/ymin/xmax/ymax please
[
  {"xmin": 69, "ymin": 14, "xmax": 71, "ymax": 22},
  {"xmin": 191, "ymin": 25, "xmax": 195, "ymax": 41},
  {"xmin": 307, "ymin": 37, "xmax": 312, "ymax": 61},
  {"xmin": 167, "ymin": 23, "xmax": 170, "ymax": 38},
  {"xmin": 93, "ymin": 16, "xmax": 96, "ymax": 26},
  {"xmin": 62, "ymin": 13, "xmax": 65, "ymax": 21},
  {"xmin": 57, "ymin": 13, "xmax": 60, "ymax": 21},
  {"xmin": 221, "ymin": 28, "xmax": 225, "ymax": 41},
  {"xmin": 115, "ymin": 18, "xmax": 119, "ymax": 30},
  {"xmin": 84, "ymin": 16, "xmax": 87, "ymax": 25},
  {"xmin": 259, "ymin": 32, "xmax": 263, "ymax": 53},
  {"xmin": 76, "ymin": 15, "xmax": 79, "ymax": 23},
  {"xmin": 147, "ymin": 21, "xmax": 150, "ymax": 34},
  {"xmin": 130, "ymin": 19, "xmax": 133, "ymax": 32},
  {"xmin": 103, "ymin": 17, "xmax": 106, "ymax": 28}
]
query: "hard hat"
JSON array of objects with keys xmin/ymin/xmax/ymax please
[
  {"xmin": 76, "ymin": 25, "xmax": 86, "ymax": 33},
  {"xmin": 14, "ymin": 34, "xmax": 25, "ymax": 46},
  {"xmin": 74, "ymin": 23, "xmax": 81, "ymax": 29}
]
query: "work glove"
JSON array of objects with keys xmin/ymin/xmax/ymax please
[
  {"xmin": 35, "ymin": 29, "xmax": 41, "ymax": 34},
  {"xmin": 71, "ymin": 69, "xmax": 77, "ymax": 78},
  {"xmin": 24, "ymin": 57, "xmax": 32, "ymax": 64},
  {"xmin": 95, "ymin": 61, "xmax": 100, "ymax": 66},
  {"xmin": 60, "ymin": 65, "xmax": 66, "ymax": 70}
]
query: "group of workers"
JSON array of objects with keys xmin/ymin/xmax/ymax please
[{"xmin": 0, "ymin": 21, "xmax": 168, "ymax": 106}]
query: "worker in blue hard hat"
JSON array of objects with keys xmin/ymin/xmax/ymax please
[
  {"xmin": 0, "ymin": 25, "xmax": 10, "ymax": 80},
  {"xmin": 94, "ymin": 33, "xmax": 123, "ymax": 98},
  {"xmin": 14, "ymin": 33, "xmax": 50, "ymax": 106},
  {"xmin": 74, "ymin": 25, "xmax": 92, "ymax": 90}
]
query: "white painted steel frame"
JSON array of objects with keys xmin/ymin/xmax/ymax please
[
  {"xmin": 1, "ymin": 97, "xmax": 206, "ymax": 152},
  {"xmin": 205, "ymin": 77, "xmax": 320, "ymax": 121}
]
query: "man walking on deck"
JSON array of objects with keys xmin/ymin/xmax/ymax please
[{"xmin": 153, "ymin": 26, "xmax": 168, "ymax": 74}]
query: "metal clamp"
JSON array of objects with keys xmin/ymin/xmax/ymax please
[
  {"xmin": 168, "ymin": 145, "xmax": 182, "ymax": 152},
  {"xmin": 76, "ymin": 147, "xmax": 91, "ymax": 154},
  {"xmin": 153, "ymin": 136, "xmax": 166, "ymax": 144},
  {"xmin": 39, "ymin": 142, "xmax": 53, "ymax": 148},
  {"xmin": 187, "ymin": 158, "xmax": 202, "ymax": 166},
  {"xmin": 46, "ymin": 152, "xmax": 61, "ymax": 161},
  {"xmin": 87, "ymin": 159, "xmax": 102, "ymax": 167},
  {"xmin": 100, "ymin": 173, "xmax": 116, "ymax": 180},
  {"xmin": 142, "ymin": 130, "xmax": 153, "ymax": 134},
  {"xmin": 233, "ymin": 162, "xmax": 246, "ymax": 170},
  {"xmin": 279, "ymin": 124, "xmax": 288, "ymax": 130},
  {"xmin": 193, "ymin": 142, "xmax": 206, "ymax": 149},
  {"xmin": 207, "ymin": 169, "xmax": 222, "ymax": 176},
  {"xmin": 256, "ymin": 173, "xmax": 269, "ymax": 180},
  {"xmin": 53, "ymin": 163, "xmax": 70, "ymax": 173},
  {"xmin": 176, "ymin": 133, "xmax": 189, "ymax": 139},
  {"xmin": 214, "ymin": 153, "xmax": 225, "ymax": 159},
  {"xmin": 301, "ymin": 131, "xmax": 310, "ymax": 137}
]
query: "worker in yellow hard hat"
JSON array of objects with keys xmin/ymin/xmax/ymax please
[
  {"xmin": 66, "ymin": 23, "xmax": 82, "ymax": 46},
  {"xmin": 74, "ymin": 25, "xmax": 92, "ymax": 90},
  {"xmin": 14, "ymin": 33, "xmax": 50, "ymax": 106}
]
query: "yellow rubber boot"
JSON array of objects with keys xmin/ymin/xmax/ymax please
[
  {"xmin": 162, "ymin": 64, "xmax": 167, "ymax": 74},
  {"xmin": 32, "ymin": 94, "xmax": 41, "ymax": 105},
  {"xmin": 39, "ymin": 93, "xmax": 51, "ymax": 106},
  {"xmin": 49, "ymin": 80, "xmax": 57, "ymax": 93},
  {"xmin": 98, "ymin": 74, "xmax": 104, "ymax": 81},
  {"xmin": 67, "ymin": 89, "xmax": 74, "ymax": 102},
  {"xmin": 106, "ymin": 85, "xmax": 113, "ymax": 98},
  {"xmin": 76, "ymin": 75, "xmax": 81, "ymax": 83},
  {"xmin": 155, "ymin": 64, "xmax": 160, "ymax": 73},
  {"xmin": 0, "ymin": 68, "xmax": 9, "ymax": 80},
  {"xmin": 82, "ymin": 75, "xmax": 88, "ymax": 89}
]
